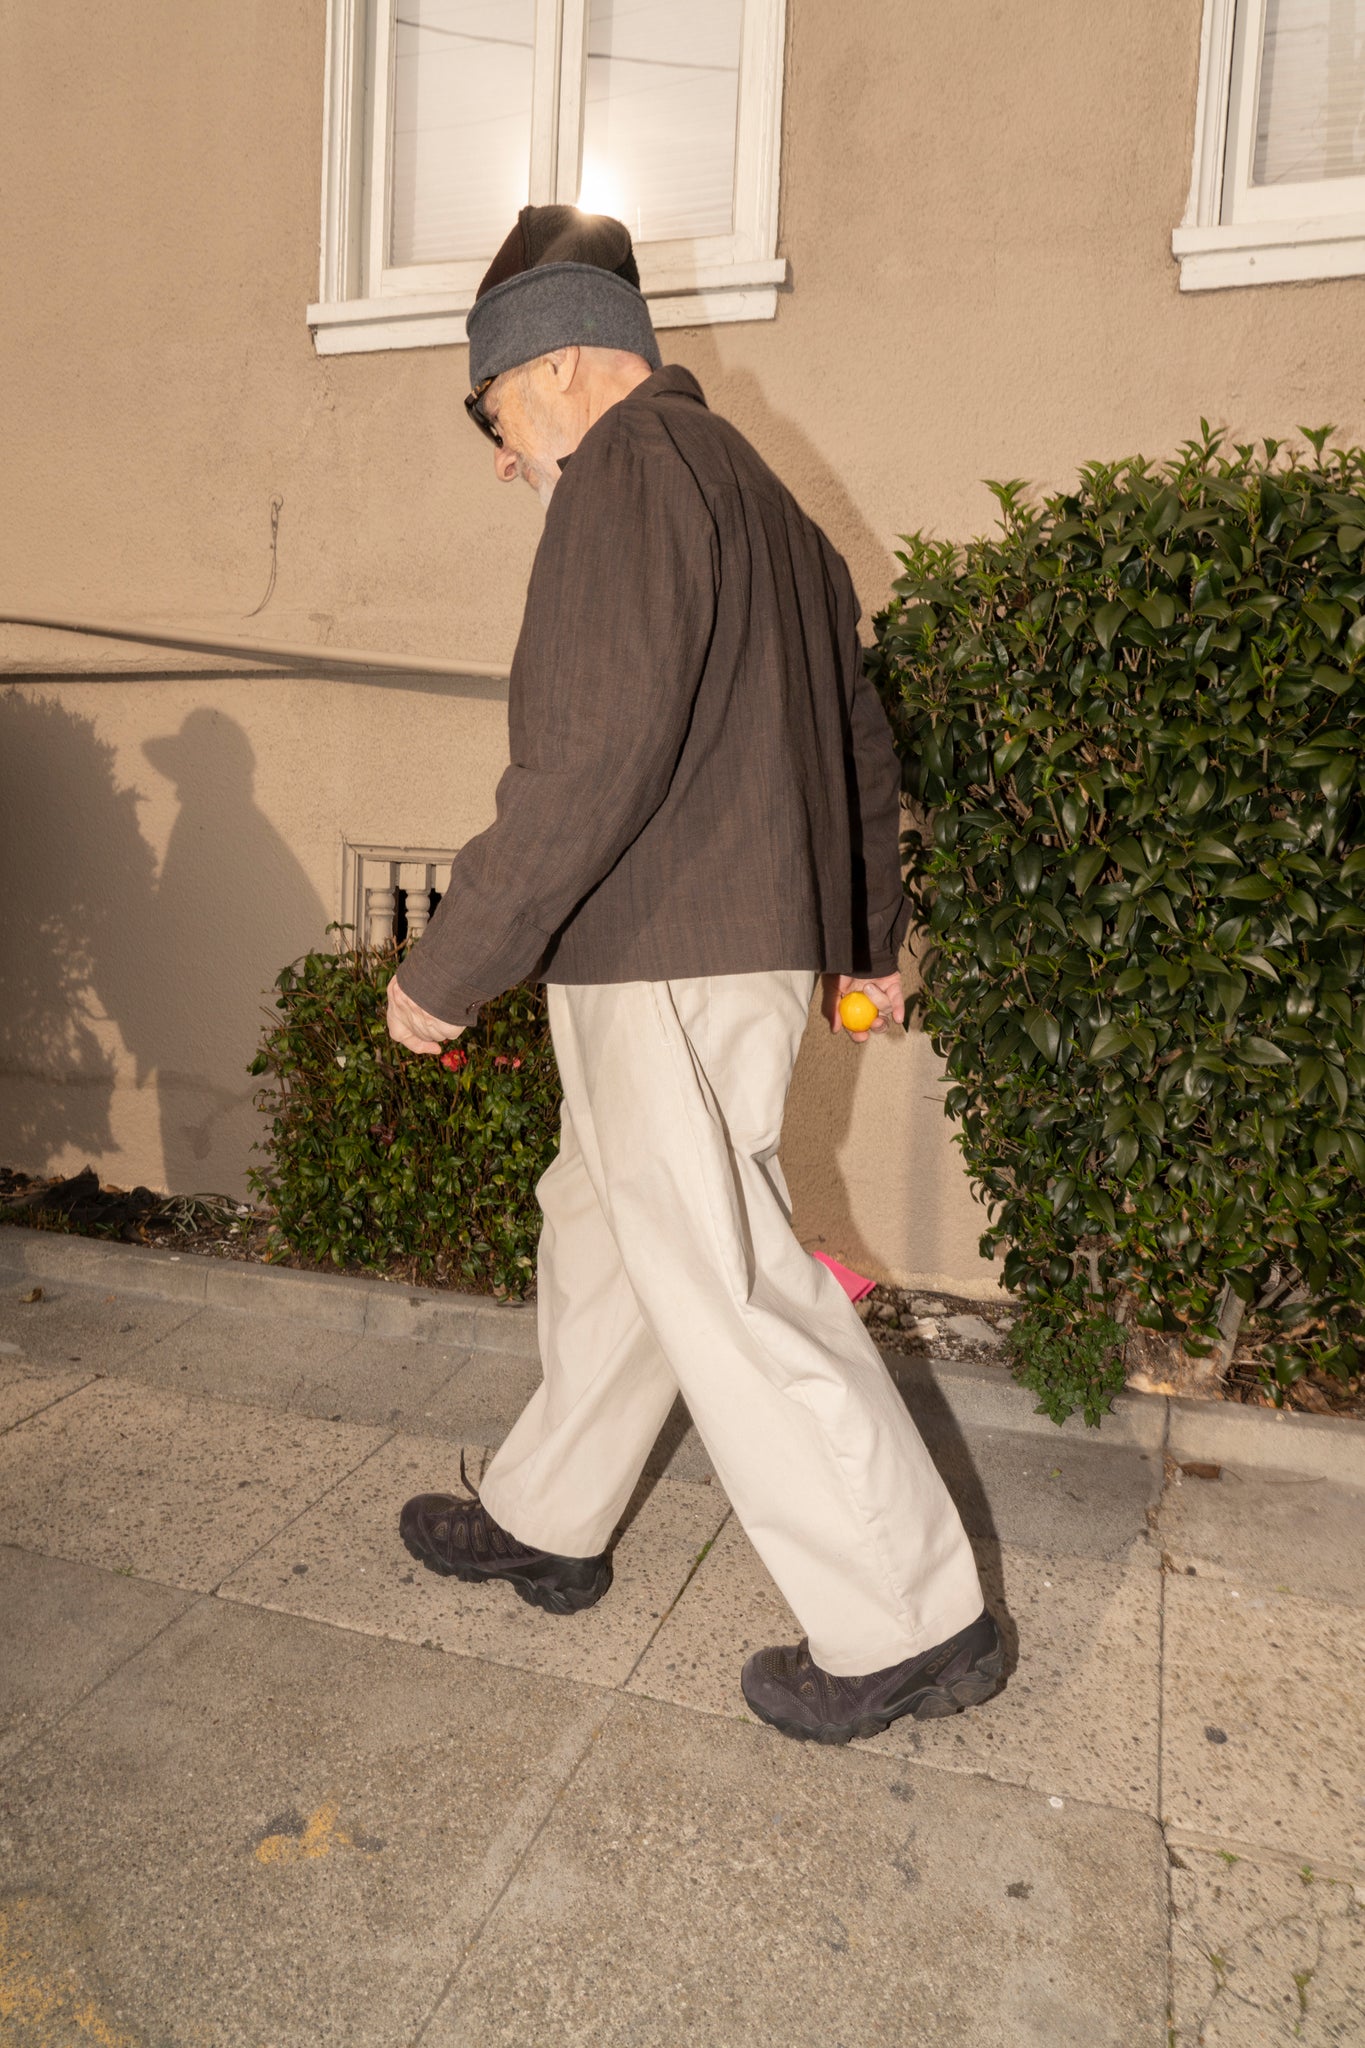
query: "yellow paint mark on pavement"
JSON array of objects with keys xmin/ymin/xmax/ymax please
[
  {"xmin": 0, "ymin": 1894, "xmax": 141, "ymax": 2047},
  {"xmin": 253, "ymin": 1801, "xmax": 370, "ymax": 1867}
]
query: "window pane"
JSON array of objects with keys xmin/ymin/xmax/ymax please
[
  {"xmin": 578, "ymin": 0, "xmax": 743, "ymax": 244},
  {"xmin": 390, "ymin": 1, "xmax": 535, "ymax": 266},
  {"xmin": 1253, "ymin": 0, "xmax": 1365, "ymax": 186}
]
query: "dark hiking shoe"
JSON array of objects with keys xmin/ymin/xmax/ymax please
[
  {"xmin": 399, "ymin": 1454, "xmax": 612, "ymax": 1616},
  {"xmin": 741, "ymin": 1609, "xmax": 1004, "ymax": 1745}
]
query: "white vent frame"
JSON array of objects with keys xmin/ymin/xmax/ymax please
[{"xmin": 340, "ymin": 838, "xmax": 461, "ymax": 948}]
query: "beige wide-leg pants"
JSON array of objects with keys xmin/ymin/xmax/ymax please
[{"xmin": 476, "ymin": 969, "xmax": 984, "ymax": 1675}]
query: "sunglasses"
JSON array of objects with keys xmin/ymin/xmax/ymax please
[{"xmin": 464, "ymin": 375, "xmax": 503, "ymax": 447}]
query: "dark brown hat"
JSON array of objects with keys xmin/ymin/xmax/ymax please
[
  {"xmin": 465, "ymin": 206, "xmax": 660, "ymax": 392},
  {"xmin": 476, "ymin": 205, "xmax": 641, "ymax": 300}
]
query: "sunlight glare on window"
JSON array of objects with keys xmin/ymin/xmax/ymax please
[
  {"xmin": 576, "ymin": 155, "xmax": 631, "ymax": 223},
  {"xmin": 1253, "ymin": 0, "xmax": 1365, "ymax": 186},
  {"xmin": 579, "ymin": 0, "xmax": 744, "ymax": 244},
  {"xmin": 390, "ymin": 0, "xmax": 535, "ymax": 266}
]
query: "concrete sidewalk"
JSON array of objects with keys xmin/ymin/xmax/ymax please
[{"xmin": 0, "ymin": 1240, "xmax": 1361, "ymax": 2046}]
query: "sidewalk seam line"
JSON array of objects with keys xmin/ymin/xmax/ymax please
[
  {"xmin": 1162, "ymin": 1829, "xmax": 1365, "ymax": 1884},
  {"xmin": 206, "ymin": 1426, "xmax": 400, "ymax": 1596},
  {"xmin": 618, "ymin": 1505, "xmax": 735, "ymax": 1695},
  {"xmin": 0, "ymin": 1372, "xmax": 101, "ymax": 1437},
  {"xmin": 0, "ymin": 1585, "xmax": 211, "ymax": 1774},
  {"xmin": 405, "ymin": 1694, "xmax": 617, "ymax": 2048}
]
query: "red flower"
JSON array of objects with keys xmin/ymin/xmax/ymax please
[
  {"xmin": 511, "ymin": 1057, "xmax": 523, "ymax": 1069},
  {"xmin": 440, "ymin": 1047, "xmax": 467, "ymax": 1072},
  {"xmin": 493, "ymin": 1055, "xmax": 508, "ymax": 1068}
]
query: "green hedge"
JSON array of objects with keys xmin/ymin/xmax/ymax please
[
  {"xmin": 868, "ymin": 425, "xmax": 1365, "ymax": 1421},
  {"xmin": 248, "ymin": 936, "xmax": 558, "ymax": 1297}
]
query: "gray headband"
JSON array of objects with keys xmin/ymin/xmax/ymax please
[{"xmin": 466, "ymin": 261, "xmax": 662, "ymax": 388}]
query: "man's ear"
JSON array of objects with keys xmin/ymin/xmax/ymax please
[{"xmin": 546, "ymin": 345, "xmax": 582, "ymax": 391}]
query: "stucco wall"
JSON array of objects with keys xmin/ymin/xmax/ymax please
[{"xmin": 4, "ymin": 0, "xmax": 1364, "ymax": 1292}]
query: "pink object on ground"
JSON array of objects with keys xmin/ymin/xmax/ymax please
[{"xmin": 811, "ymin": 1250, "xmax": 876, "ymax": 1302}]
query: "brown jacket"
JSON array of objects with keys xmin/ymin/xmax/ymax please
[{"xmin": 397, "ymin": 365, "xmax": 910, "ymax": 1025}]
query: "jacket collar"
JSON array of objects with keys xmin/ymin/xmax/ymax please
[
  {"xmin": 557, "ymin": 363, "xmax": 706, "ymax": 473},
  {"xmin": 621, "ymin": 363, "xmax": 707, "ymax": 408}
]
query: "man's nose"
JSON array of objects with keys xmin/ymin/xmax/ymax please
[{"xmin": 493, "ymin": 446, "xmax": 518, "ymax": 483}]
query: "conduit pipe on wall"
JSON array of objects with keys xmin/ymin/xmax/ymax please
[{"xmin": 0, "ymin": 611, "xmax": 510, "ymax": 683}]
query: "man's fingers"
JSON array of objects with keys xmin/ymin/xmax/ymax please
[{"xmin": 386, "ymin": 980, "xmax": 464, "ymax": 1053}]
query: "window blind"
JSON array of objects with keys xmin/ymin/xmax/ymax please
[
  {"xmin": 579, "ymin": 0, "xmax": 743, "ymax": 244},
  {"xmin": 390, "ymin": 0, "xmax": 535, "ymax": 266},
  {"xmin": 1253, "ymin": 0, "xmax": 1365, "ymax": 186}
]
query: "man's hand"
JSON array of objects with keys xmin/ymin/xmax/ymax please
[
  {"xmin": 821, "ymin": 970, "xmax": 905, "ymax": 1042},
  {"xmin": 386, "ymin": 977, "xmax": 466, "ymax": 1056}
]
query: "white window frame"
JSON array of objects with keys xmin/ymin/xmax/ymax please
[
  {"xmin": 310, "ymin": 0, "xmax": 788, "ymax": 355},
  {"xmin": 1173, "ymin": 0, "xmax": 1365, "ymax": 291}
]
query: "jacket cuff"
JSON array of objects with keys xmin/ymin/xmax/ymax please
[
  {"xmin": 391, "ymin": 957, "xmax": 484, "ymax": 1030},
  {"xmin": 864, "ymin": 892, "xmax": 912, "ymax": 976}
]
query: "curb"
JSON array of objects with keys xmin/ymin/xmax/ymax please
[
  {"xmin": 0, "ymin": 1225, "xmax": 540, "ymax": 1361},
  {"xmin": 3, "ymin": 1226, "xmax": 1362, "ymax": 1485}
]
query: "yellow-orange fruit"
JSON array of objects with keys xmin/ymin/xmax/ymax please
[{"xmin": 839, "ymin": 991, "xmax": 880, "ymax": 1033}]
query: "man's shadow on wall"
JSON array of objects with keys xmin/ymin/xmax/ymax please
[
  {"xmin": 0, "ymin": 685, "xmax": 328, "ymax": 1195},
  {"xmin": 0, "ymin": 687, "xmax": 156, "ymax": 1165},
  {"xmin": 134, "ymin": 704, "xmax": 328, "ymax": 1192}
]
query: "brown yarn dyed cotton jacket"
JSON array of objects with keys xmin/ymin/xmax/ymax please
[{"xmin": 396, "ymin": 365, "xmax": 911, "ymax": 1027}]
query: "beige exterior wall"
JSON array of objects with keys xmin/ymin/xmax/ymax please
[{"xmin": 4, "ymin": 0, "xmax": 1364, "ymax": 1294}]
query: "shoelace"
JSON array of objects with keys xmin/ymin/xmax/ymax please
[{"xmin": 451, "ymin": 1451, "xmax": 531, "ymax": 1563}]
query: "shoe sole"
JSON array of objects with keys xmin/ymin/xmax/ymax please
[
  {"xmin": 400, "ymin": 1525, "xmax": 611, "ymax": 1616},
  {"xmin": 744, "ymin": 1646, "xmax": 1005, "ymax": 1746}
]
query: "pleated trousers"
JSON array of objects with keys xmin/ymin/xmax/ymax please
[{"xmin": 476, "ymin": 969, "xmax": 983, "ymax": 1675}]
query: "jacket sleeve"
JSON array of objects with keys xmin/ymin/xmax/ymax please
[
  {"xmin": 843, "ymin": 618, "xmax": 912, "ymax": 978},
  {"xmin": 395, "ymin": 424, "xmax": 719, "ymax": 1025}
]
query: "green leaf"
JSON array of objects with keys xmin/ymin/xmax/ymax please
[
  {"xmin": 1088, "ymin": 1022, "xmax": 1131, "ymax": 1061},
  {"xmin": 1025, "ymin": 1008, "xmax": 1062, "ymax": 1063},
  {"xmin": 1221, "ymin": 874, "xmax": 1278, "ymax": 901},
  {"xmin": 1336, "ymin": 524, "xmax": 1365, "ymax": 555},
  {"xmin": 994, "ymin": 734, "xmax": 1029, "ymax": 776},
  {"xmin": 1112, "ymin": 1133, "xmax": 1140, "ymax": 1176},
  {"xmin": 1319, "ymin": 756, "xmax": 1356, "ymax": 803},
  {"xmin": 1346, "ymin": 610, "xmax": 1365, "ymax": 655},
  {"xmin": 1071, "ymin": 845, "xmax": 1108, "ymax": 895},
  {"xmin": 1303, "ymin": 599, "xmax": 1344, "ymax": 640},
  {"xmin": 1012, "ymin": 845, "xmax": 1044, "ymax": 898},
  {"xmin": 1137, "ymin": 592, "xmax": 1177, "ymax": 631},
  {"xmin": 1242, "ymin": 1036, "xmax": 1291, "ymax": 1066},
  {"xmin": 1135, "ymin": 1098, "xmax": 1166, "ymax": 1138},
  {"xmin": 1174, "ymin": 769, "xmax": 1216, "ymax": 815},
  {"xmin": 1189, "ymin": 835, "xmax": 1240, "ymax": 863},
  {"xmin": 1093, "ymin": 601, "xmax": 1128, "ymax": 651}
]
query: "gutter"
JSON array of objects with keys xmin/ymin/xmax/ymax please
[{"xmin": 0, "ymin": 611, "xmax": 509, "ymax": 682}]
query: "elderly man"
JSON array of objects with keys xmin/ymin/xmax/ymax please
[{"xmin": 388, "ymin": 206, "xmax": 1001, "ymax": 1745}]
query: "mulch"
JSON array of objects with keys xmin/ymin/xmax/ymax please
[{"xmin": 3, "ymin": 1165, "xmax": 1361, "ymax": 1421}]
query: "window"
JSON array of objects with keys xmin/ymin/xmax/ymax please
[
  {"xmin": 311, "ymin": 0, "xmax": 788, "ymax": 354},
  {"xmin": 1174, "ymin": 0, "xmax": 1365, "ymax": 289}
]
